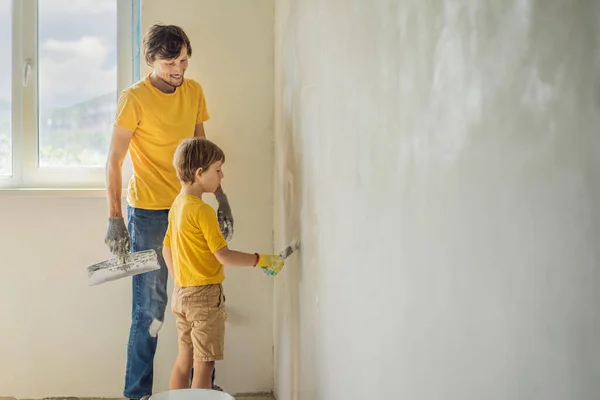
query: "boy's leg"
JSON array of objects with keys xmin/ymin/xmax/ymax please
[
  {"xmin": 190, "ymin": 367, "xmax": 218, "ymax": 390},
  {"xmin": 171, "ymin": 289, "xmax": 194, "ymax": 390},
  {"xmin": 170, "ymin": 348, "xmax": 193, "ymax": 389},
  {"xmin": 191, "ymin": 361, "xmax": 215, "ymax": 389},
  {"xmin": 123, "ymin": 207, "xmax": 169, "ymax": 400},
  {"xmin": 188, "ymin": 284, "xmax": 227, "ymax": 390}
]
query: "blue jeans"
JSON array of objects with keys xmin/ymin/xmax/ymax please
[
  {"xmin": 124, "ymin": 206, "xmax": 170, "ymax": 399},
  {"xmin": 123, "ymin": 206, "xmax": 217, "ymax": 399}
]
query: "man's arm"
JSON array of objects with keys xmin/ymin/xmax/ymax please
[
  {"xmin": 194, "ymin": 123, "xmax": 206, "ymax": 138},
  {"xmin": 106, "ymin": 126, "xmax": 133, "ymax": 218},
  {"xmin": 195, "ymin": 123, "xmax": 224, "ymax": 195}
]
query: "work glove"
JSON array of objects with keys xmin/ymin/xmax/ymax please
[
  {"xmin": 256, "ymin": 254, "xmax": 285, "ymax": 276},
  {"xmin": 105, "ymin": 217, "xmax": 130, "ymax": 256},
  {"xmin": 216, "ymin": 193, "xmax": 234, "ymax": 241}
]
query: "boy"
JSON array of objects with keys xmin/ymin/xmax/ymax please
[{"xmin": 163, "ymin": 137, "xmax": 285, "ymax": 389}]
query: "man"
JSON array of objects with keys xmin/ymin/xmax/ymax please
[{"xmin": 104, "ymin": 24, "xmax": 232, "ymax": 400}]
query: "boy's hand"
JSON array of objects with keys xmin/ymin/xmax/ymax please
[
  {"xmin": 256, "ymin": 254, "xmax": 285, "ymax": 276},
  {"xmin": 216, "ymin": 193, "xmax": 234, "ymax": 241},
  {"xmin": 105, "ymin": 217, "xmax": 130, "ymax": 256}
]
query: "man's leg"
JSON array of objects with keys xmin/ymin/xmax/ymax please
[{"xmin": 123, "ymin": 207, "xmax": 169, "ymax": 400}]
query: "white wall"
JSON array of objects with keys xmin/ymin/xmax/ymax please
[
  {"xmin": 0, "ymin": 0, "xmax": 275, "ymax": 397},
  {"xmin": 273, "ymin": 1, "xmax": 600, "ymax": 400}
]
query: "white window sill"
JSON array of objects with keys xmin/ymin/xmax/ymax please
[{"xmin": 0, "ymin": 188, "xmax": 124, "ymax": 198}]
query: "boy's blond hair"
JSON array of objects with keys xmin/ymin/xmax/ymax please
[{"xmin": 173, "ymin": 138, "xmax": 225, "ymax": 183}]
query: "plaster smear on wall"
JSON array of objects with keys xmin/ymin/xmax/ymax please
[{"xmin": 274, "ymin": 0, "xmax": 600, "ymax": 399}]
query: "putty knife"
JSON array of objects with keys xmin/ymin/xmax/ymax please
[
  {"xmin": 279, "ymin": 238, "xmax": 300, "ymax": 260},
  {"xmin": 262, "ymin": 239, "xmax": 300, "ymax": 276}
]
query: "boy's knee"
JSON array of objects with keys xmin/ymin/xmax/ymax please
[
  {"xmin": 177, "ymin": 348, "xmax": 193, "ymax": 366},
  {"xmin": 177, "ymin": 359, "xmax": 193, "ymax": 372}
]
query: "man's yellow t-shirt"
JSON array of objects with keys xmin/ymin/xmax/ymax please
[
  {"xmin": 163, "ymin": 193, "xmax": 228, "ymax": 287},
  {"xmin": 114, "ymin": 75, "xmax": 210, "ymax": 210}
]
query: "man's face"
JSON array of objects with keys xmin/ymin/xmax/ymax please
[{"xmin": 153, "ymin": 47, "xmax": 189, "ymax": 88}]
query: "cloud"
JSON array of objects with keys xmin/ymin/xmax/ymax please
[
  {"xmin": 44, "ymin": 36, "xmax": 109, "ymax": 59},
  {"xmin": 38, "ymin": 36, "xmax": 117, "ymax": 108},
  {"xmin": 0, "ymin": 1, "xmax": 119, "ymax": 106},
  {"xmin": 0, "ymin": 3, "xmax": 11, "ymax": 103},
  {"xmin": 0, "ymin": 1, "xmax": 9, "ymax": 15}
]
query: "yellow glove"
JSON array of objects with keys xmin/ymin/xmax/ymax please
[{"xmin": 255, "ymin": 254, "xmax": 285, "ymax": 276}]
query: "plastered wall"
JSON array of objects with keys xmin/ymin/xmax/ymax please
[{"xmin": 273, "ymin": 1, "xmax": 600, "ymax": 399}]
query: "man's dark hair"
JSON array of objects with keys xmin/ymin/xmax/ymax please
[{"xmin": 143, "ymin": 24, "xmax": 192, "ymax": 65}]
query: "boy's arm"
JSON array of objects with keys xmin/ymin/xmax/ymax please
[
  {"xmin": 197, "ymin": 206, "xmax": 252, "ymax": 266},
  {"xmin": 214, "ymin": 247, "xmax": 285, "ymax": 275},
  {"xmin": 198, "ymin": 204, "xmax": 284, "ymax": 273},
  {"xmin": 162, "ymin": 220, "xmax": 173, "ymax": 277},
  {"xmin": 214, "ymin": 247, "xmax": 257, "ymax": 266},
  {"xmin": 162, "ymin": 245, "xmax": 174, "ymax": 277}
]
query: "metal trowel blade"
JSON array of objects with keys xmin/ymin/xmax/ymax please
[{"xmin": 86, "ymin": 249, "xmax": 160, "ymax": 286}]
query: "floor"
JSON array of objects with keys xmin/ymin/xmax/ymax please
[{"xmin": 8, "ymin": 396, "xmax": 274, "ymax": 400}]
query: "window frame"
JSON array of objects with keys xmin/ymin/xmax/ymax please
[{"xmin": 0, "ymin": 0, "xmax": 139, "ymax": 190}]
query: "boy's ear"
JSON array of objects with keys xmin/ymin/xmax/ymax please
[{"xmin": 194, "ymin": 167, "xmax": 203, "ymax": 178}]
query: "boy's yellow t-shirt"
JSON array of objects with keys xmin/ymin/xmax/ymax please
[
  {"xmin": 114, "ymin": 75, "xmax": 210, "ymax": 210},
  {"xmin": 163, "ymin": 193, "xmax": 228, "ymax": 287}
]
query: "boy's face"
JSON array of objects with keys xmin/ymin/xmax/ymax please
[{"xmin": 198, "ymin": 160, "xmax": 224, "ymax": 193}]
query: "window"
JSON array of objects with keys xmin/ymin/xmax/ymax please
[
  {"xmin": 0, "ymin": 0, "xmax": 139, "ymax": 189},
  {"xmin": 0, "ymin": 1, "xmax": 11, "ymax": 177}
]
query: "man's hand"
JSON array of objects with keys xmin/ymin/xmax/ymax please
[
  {"xmin": 105, "ymin": 217, "xmax": 130, "ymax": 256},
  {"xmin": 256, "ymin": 254, "xmax": 285, "ymax": 276},
  {"xmin": 216, "ymin": 193, "xmax": 234, "ymax": 241}
]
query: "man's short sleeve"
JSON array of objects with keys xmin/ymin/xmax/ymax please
[
  {"xmin": 196, "ymin": 203, "xmax": 227, "ymax": 253},
  {"xmin": 114, "ymin": 90, "xmax": 141, "ymax": 132},
  {"xmin": 196, "ymin": 83, "xmax": 210, "ymax": 124}
]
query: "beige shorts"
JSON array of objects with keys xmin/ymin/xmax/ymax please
[{"xmin": 171, "ymin": 284, "xmax": 227, "ymax": 362}]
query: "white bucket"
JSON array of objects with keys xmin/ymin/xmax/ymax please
[{"xmin": 150, "ymin": 389, "xmax": 235, "ymax": 400}]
